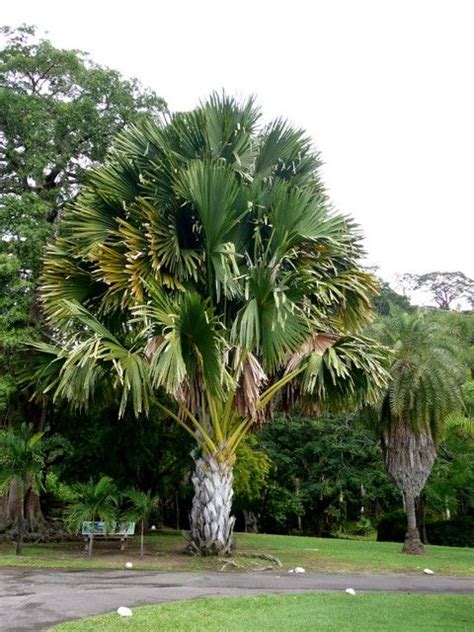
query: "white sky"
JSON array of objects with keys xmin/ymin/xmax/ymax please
[{"xmin": 3, "ymin": 0, "xmax": 474, "ymax": 289}]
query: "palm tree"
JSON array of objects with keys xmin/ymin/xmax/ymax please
[
  {"xmin": 33, "ymin": 94, "xmax": 389, "ymax": 555},
  {"xmin": 372, "ymin": 312, "xmax": 465, "ymax": 554},
  {"xmin": 124, "ymin": 489, "xmax": 159, "ymax": 556},
  {"xmin": 0, "ymin": 424, "xmax": 45, "ymax": 555},
  {"xmin": 65, "ymin": 476, "xmax": 119, "ymax": 557}
]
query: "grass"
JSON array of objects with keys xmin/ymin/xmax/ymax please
[
  {"xmin": 49, "ymin": 592, "xmax": 474, "ymax": 631},
  {"xmin": 0, "ymin": 531, "xmax": 473, "ymax": 576}
]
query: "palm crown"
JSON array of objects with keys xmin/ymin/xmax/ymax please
[{"xmin": 38, "ymin": 94, "xmax": 387, "ymax": 429}]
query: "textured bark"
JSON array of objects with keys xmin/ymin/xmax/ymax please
[
  {"xmin": 189, "ymin": 454, "xmax": 235, "ymax": 556},
  {"xmin": 383, "ymin": 419, "xmax": 436, "ymax": 555},
  {"xmin": 243, "ymin": 510, "xmax": 259, "ymax": 533},
  {"xmin": 0, "ymin": 481, "xmax": 45, "ymax": 533}
]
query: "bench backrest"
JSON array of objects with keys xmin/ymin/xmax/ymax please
[{"xmin": 81, "ymin": 521, "xmax": 135, "ymax": 536}]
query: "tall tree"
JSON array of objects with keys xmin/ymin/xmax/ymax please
[
  {"xmin": 0, "ymin": 24, "xmax": 166, "ymax": 532},
  {"xmin": 372, "ymin": 312, "xmax": 465, "ymax": 554},
  {"xmin": 33, "ymin": 94, "xmax": 389, "ymax": 555},
  {"xmin": 397, "ymin": 271, "xmax": 474, "ymax": 309}
]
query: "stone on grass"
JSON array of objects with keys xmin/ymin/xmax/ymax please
[
  {"xmin": 423, "ymin": 568, "xmax": 435, "ymax": 575},
  {"xmin": 125, "ymin": 562, "xmax": 133, "ymax": 569},
  {"xmin": 345, "ymin": 588, "xmax": 356, "ymax": 595},
  {"xmin": 117, "ymin": 607, "xmax": 133, "ymax": 617}
]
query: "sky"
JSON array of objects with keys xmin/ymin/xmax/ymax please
[{"xmin": 3, "ymin": 0, "xmax": 474, "ymax": 293}]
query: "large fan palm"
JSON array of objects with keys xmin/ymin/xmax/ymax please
[
  {"xmin": 372, "ymin": 312, "xmax": 465, "ymax": 554},
  {"xmin": 34, "ymin": 94, "xmax": 388, "ymax": 555}
]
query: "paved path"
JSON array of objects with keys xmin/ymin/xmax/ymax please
[{"xmin": 1, "ymin": 568, "xmax": 473, "ymax": 631}]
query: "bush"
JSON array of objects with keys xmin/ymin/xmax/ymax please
[
  {"xmin": 377, "ymin": 511, "xmax": 474, "ymax": 547},
  {"xmin": 376, "ymin": 510, "xmax": 406, "ymax": 543},
  {"xmin": 427, "ymin": 517, "xmax": 474, "ymax": 547}
]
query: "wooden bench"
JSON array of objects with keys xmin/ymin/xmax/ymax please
[{"xmin": 82, "ymin": 521, "xmax": 135, "ymax": 554}]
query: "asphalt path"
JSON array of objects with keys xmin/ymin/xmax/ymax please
[{"xmin": 1, "ymin": 568, "xmax": 473, "ymax": 631}]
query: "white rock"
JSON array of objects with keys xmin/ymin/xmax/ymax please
[
  {"xmin": 125, "ymin": 562, "xmax": 133, "ymax": 569},
  {"xmin": 151, "ymin": 525, "xmax": 157, "ymax": 531},
  {"xmin": 423, "ymin": 568, "xmax": 435, "ymax": 575},
  {"xmin": 288, "ymin": 569, "xmax": 294, "ymax": 573},
  {"xmin": 345, "ymin": 588, "xmax": 356, "ymax": 596},
  {"xmin": 294, "ymin": 567, "xmax": 306, "ymax": 574},
  {"xmin": 117, "ymin": 607, "xmax": 133, "ymax": 617}
]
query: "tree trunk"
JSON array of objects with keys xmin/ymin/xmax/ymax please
[
  {"xmin": 189, "ymin": 453, "xmax": 235, "ymax": 556},
  {"xmin": 402, "ymin": 492, "xmax": 424, "ymax": 555},
  {"xmin": 15, "ymin": 509, "xmax": 24, "ymax": 556},
  {"xmin": 243, "ymin": 510, "xmax": 259, "ymax": 533},
  {"xmin": 383, "ymin": 419, "xmax": 436, "ymax": 556},
  {"xmin": 0, "ymin": 481, "xmax": 45, "ymax": 533},
  {"xmin": 140, "ymin": 519, "xmax": 144, "ymax": 557}
]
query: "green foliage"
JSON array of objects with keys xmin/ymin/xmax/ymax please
[
  {"xmin": 376, "ymin": 510, "xmax": 407, "ymax": 543},
  {"xmin": 0, "ymin": 423, "xmax": 45, "ymax": 494},
  {"xmin": 427, "ymin": 516, "xmax": 474, "ymax": 547},
  {"xmin": 0, "ymin": 24, "xmax": 165, "ymax": 423},
  {"xmin": 233, "ymin": 435, "xmax": 271, "ymax": 509},
  {"xmin": 64, "ymin": 476, "xmax": 119, "ymax": 534},
  {"xmin": 123, "ymin": 488, "xmax": 159, "ymax": 524},
  {"xmin": 257, "ymin": 415, "xmax": 397, "ymax": 535},
  {"xmin": 371, "ymin": 311, "xmax": 465, "ymax": 441},
  {"xmin": 377, "ymin": 511, "xmax": 474, "ymax": 547}
]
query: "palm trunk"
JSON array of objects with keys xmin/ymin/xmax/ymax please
[
  {"xmin": 140, "ymin": 519, "xmax": 144, "ymax": 557},
  {"xmin": 189, "ymin": 453, "xmax": 235, "ymax": 556},
  {"xmin": 15, "ymin": 503, "xmax": 24, "ymax": 556},
  {"xmin": 88, "ymin": 533, "xmax": 94, "ymax": 558},
  {"xmin": 402, "ymin": 492, "xmax": 424, "ymax": 554},
  {"xmin": 383, "ymin": 419, "xmax": 436, "ymax": 556}
]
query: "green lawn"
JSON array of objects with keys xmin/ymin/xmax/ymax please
[
  {"xmin": 50, "ymin": 593, "xmax": 474, "ymax": 631},
  {"xmin": 1, "ymin": 531, "xmax": 472, "ymax": 576}
]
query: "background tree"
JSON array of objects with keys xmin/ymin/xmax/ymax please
[
  {"xmin": 0, "ymin": 24, "xmax": 165, "ymax": 533},
  {"xmin": 258, "ymin": 415, "xmax": 397, "ymax": 535},
  {"xmin": 397, "ymin": 271, "xmax": 474, "ymax": 310},
  {"xmin": 0, "ymin": 424, "xmax": 45, "ymax": 554},
  {"xmin": 124, "ymin": 488, "xmax": 160, "ymax": 556},
  {"xmin": 371, "ymin": 312, "xmax": 465, "ymax": 554},
  {"xmin": 34, "ymin": 94, "xmax": 389, "ymax": 555}
]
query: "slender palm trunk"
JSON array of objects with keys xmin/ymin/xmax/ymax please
[
  {"xmin": 88, "ymin": 533, "xmax": 94, "ymax": 558},
  {"xmin": 15, "ymin": 503, "xmax": 24, "ymax": 556},
  {"xmin": 403, "ymin": 492, "xmax": 424, "ymax": 554},
  {"xmin": 140, "ymin": 519, "xmax": 144, "ymax": 557},
  {"xmin": 189, "ymin": 453, "xmax": 235, "ymax": 555}
]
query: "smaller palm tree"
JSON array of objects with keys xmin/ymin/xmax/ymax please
[
  {"xmin": 372, "ymin": 312, "xmax": 465, "ymax": 554},
  {"xmin": 0, "ymin": 424, "xmax": 45, "ymax": 555},
  {"xmin": 123, "ymin": 489, "xmax": 159, "ymax": 557},
  {"xmin": 65, "ymin": 476, "xmax": 119, "ymax": 557}
]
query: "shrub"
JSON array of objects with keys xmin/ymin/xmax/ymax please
[{"xmin": 377, "ymin": 511, "xmax": 474, "ymax": 547}]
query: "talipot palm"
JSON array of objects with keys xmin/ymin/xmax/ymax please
[
  {"xmin": 33, "ymin": 94, "xmax": 388, "ymax": 555},
  {"xmin": 372, "ymin": 312, "xmax": 465, "ymax": 554}
]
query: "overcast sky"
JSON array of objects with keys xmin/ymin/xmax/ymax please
[{"xmin": 3, "ymin": 0, "xmax": 474, "ymax": 289}]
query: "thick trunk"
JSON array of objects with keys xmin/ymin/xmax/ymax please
[
  {"xmin": 0, "ymin": 482, "xmax": 45, "ymax": 533},
  {"xmin": 189, "ymin": 454, "xmax": 235, "ymax": 556},
  {"xmin": 384, "ymin": 420, "xmax": 435, "ymax": 555}
]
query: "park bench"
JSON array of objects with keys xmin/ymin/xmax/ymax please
[{"xmin": 81, "ymin": 521, "xmax": 135, "ymax": 553}]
